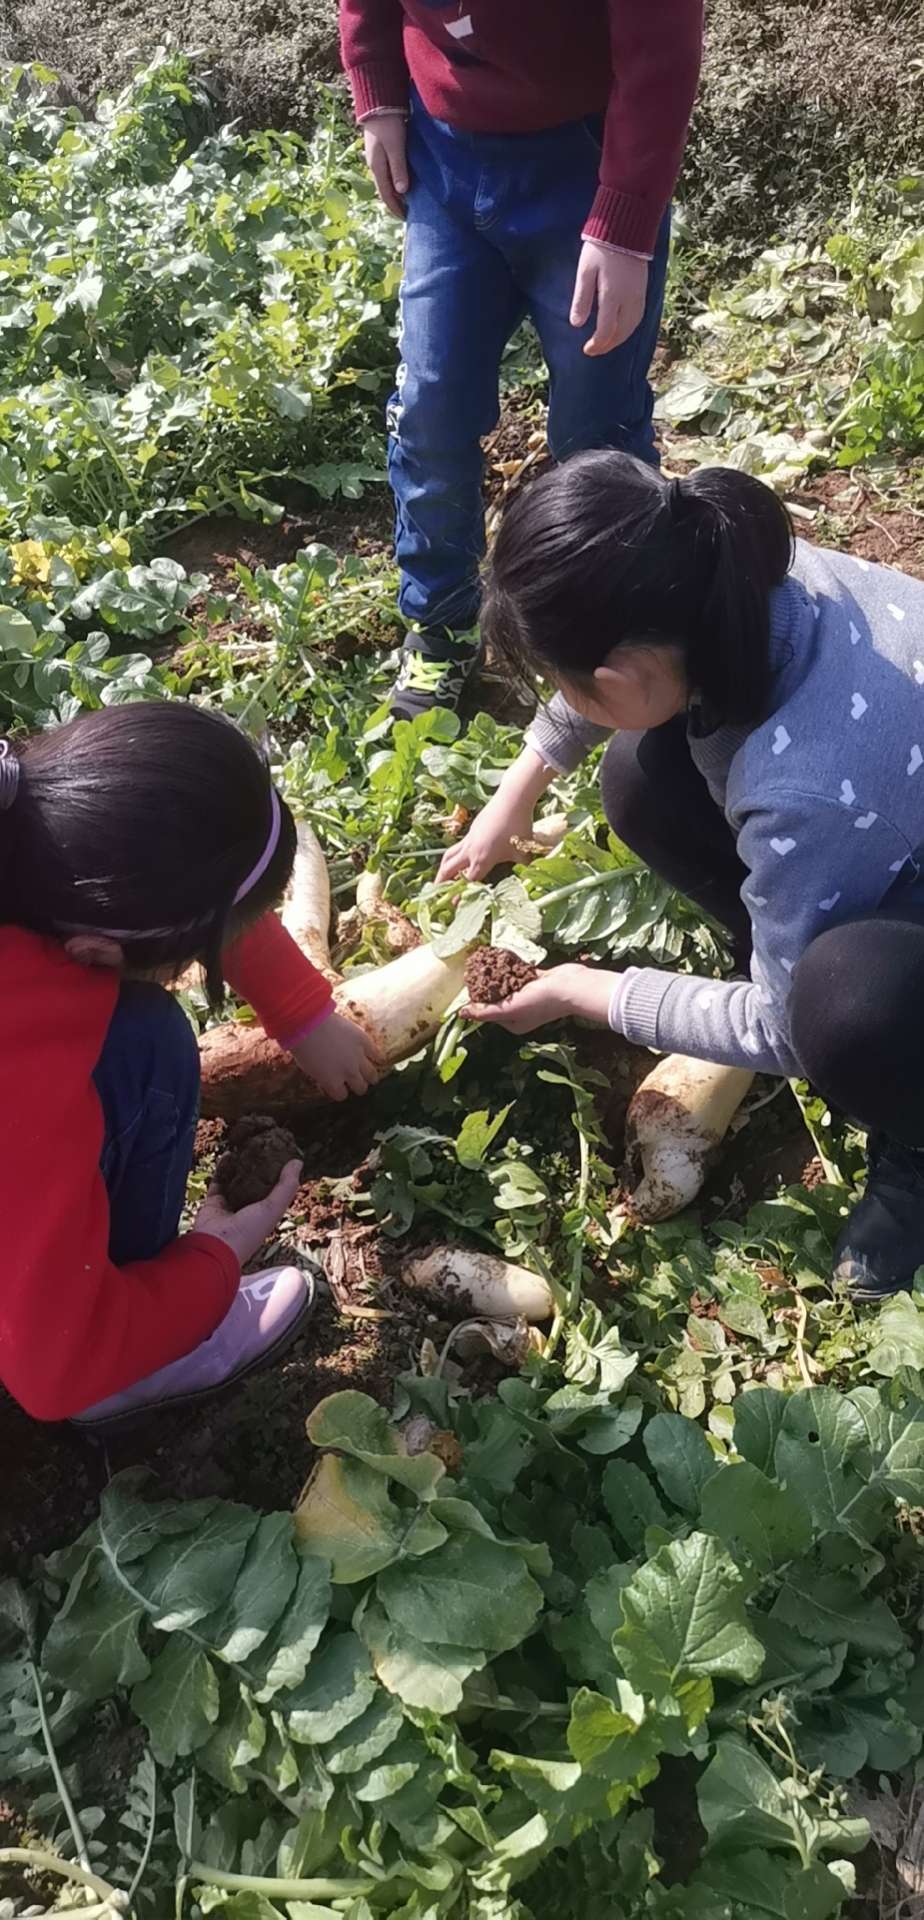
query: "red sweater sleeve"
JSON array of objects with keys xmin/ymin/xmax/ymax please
[
  {"xmin": 339, "ymin": 0, "xmax": 410, "ymax": 119},
  {"xmin": 584, "ymin": 0, "xmax": 703, "ymax": 254},
  {"xmin": 223, "ymin": 912, "xmax": 334, "ymax": 1046}
]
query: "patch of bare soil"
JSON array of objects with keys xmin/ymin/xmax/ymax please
[{"xmin": 790, "ymin": 468, "xmax": 924, "ymax": 578}]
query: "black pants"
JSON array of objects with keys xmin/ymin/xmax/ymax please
[{"xmin": 600, "ymin": 719, "xmax": 924, "ymax": 1149}]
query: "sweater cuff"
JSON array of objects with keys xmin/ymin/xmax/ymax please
[
  {"xmin": 583, "ymin": 185, "xmax": 663, "ymax": 257},
  {"xmin": 609, "ymin": 966, "xmax": 673, "ymax": 1048},
  {"xmin": 525, "ymin": 720, "xmax": 586, "ymax": 778},
  {"xmin": 348, "ymin": 60, "xmax": 410, "ymax": 121}
]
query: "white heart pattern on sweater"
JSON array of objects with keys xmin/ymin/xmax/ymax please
[
  {"xmin": 854, "ymin": 811, "xmax": 878, "ymax": 829},
  {"xmin": 818, "ymin": 892, "xmax": 841, "ymax": 911},
  {"xmin": 771, "ymin": 725, "xmax": 791, "ymax": 755},
  {"xmin": 770, "ymin": 837, "xmax": 796, "ymax": 856},
  {"xmin": 839, "ymin": 779, "xmax": 856, "ymax": 806},
  {"xmin": 908, "ymin": 746, "xmax": 923, "ymax": 777},
  {"xmin": 850, "ymin": 693, "xmax": 868, "ymax": 720}
]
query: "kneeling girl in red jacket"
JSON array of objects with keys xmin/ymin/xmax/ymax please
[{"xmin": 0, "ymin": 702, "xmax": 378, "ymax": 1427}]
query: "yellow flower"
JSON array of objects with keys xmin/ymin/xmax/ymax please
[{"xmin": 11, "ymin": 540, "xmax": 52, "ymax": 588}]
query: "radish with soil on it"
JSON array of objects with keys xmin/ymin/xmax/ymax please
[
  {"xmin": 199, "ymin": 823, "xmax": 472, "ymax": 1119},
  {"xmin": 620, "ymin": 1053, "xmax": 755, "ymax": 1222},
  {"xmin": 401, "ymin": 1245, "xmax": 554, "ymax": 1323}
]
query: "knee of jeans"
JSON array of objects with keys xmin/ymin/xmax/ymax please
[{"xmin": 111, "ymin": 982, "xmax": 200, "ymax": 1096}]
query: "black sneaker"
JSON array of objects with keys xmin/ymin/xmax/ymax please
[
  {"xmin": 391, "ymin": 633, "xmax": 482, "ymax": 722},
  {"xmin": 833, "ymin": 1133, "xmax": 924, "ymax": 1300}
]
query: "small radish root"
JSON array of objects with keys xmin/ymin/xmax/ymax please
[
  {"xmin": 402, "ymin": 1247, "xmax": 554, "ymax": 1323},
  {"xmin": 622, "ymin": 1054, "xmax": 755, "ymax": 1222}
]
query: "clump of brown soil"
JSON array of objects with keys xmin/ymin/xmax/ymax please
[
  {"xmin": 464, "ymin": 946, "xmax": 538, "ymax": 1006},
  {"xmin": 215, "ymin": 1114, "xmax": 301, "ymax": 1211}
]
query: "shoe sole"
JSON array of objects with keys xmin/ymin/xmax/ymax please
[{"xmin": 70, "ymin": 1271, "xmax": 317, "ymax": 1436}]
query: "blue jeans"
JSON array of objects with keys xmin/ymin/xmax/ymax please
[
  {"xmin": 388, "ymin": 93, "xmax": 672, "ymax": 642},
  {"xmin": 93, "ymin": 982, "xmax": 200, "ymax": 1265}
]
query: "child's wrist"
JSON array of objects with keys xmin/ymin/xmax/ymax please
[{"xmin": 282, "ymin": 1002, "xmax": 335, "ymax": 1052}]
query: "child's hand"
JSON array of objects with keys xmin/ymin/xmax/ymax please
[
  {"xmin": 290, "ymin": 1008, "xmax": 382, "ymax": 1101},
  {"xmin": 438, "ymin": 795, "xmax": 537, "ymax": 883},
  {"xmin": 464, "ymin": 962, "xmax": 619, "ymax": 1035},
  {"xmin": 570, "ymin": 241, "xmax": 648, "ymax": 357},
  {"xmin": 194, "ymin": 1159, "xmax": 303, "ymax": 1265},
  {"xmin": 363, "ymin": 113, "xmax": 409, "ymax": 218}
]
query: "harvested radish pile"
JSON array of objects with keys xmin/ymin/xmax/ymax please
[
  {"xmin": 464, "ymin": 945, "xmax": 538, "ymax": 1004},
  {"xmin": 215, "ymin": 1114, "xmax": 300, "ymax": 1210}
]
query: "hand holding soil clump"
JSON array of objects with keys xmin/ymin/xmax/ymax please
[
  {"xmin": 215, "ymin": 1114, "xmax": 302, "ymax": 1212},
  {"xmin": 464, "ymin": 946, "xmax": 539, "ymax": 1005}
]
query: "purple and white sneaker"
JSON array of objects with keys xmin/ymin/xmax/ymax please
[{"xmin": 71, "ymin": 1265, "xmax": 317, "ymax": 1430}]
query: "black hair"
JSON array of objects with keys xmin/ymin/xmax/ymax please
[
  {"xmin": 483, "ymin": 452, "xmax": 795, "ymax": 727},
  {"xmin": 3, "ymin": 702, "xmax": 296, "ymax": 1004}
]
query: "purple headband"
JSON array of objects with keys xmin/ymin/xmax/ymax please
[
  {"xmin": 0, "ymin": 739, "xmax": 21, "ymax": 810},
  {"xmin": 233, "ymin": 786, "xmax": 282, "ymax": 905},
  {"xmin": 61, "ymin": 786, "xmax": 283, "ymax": 942}
]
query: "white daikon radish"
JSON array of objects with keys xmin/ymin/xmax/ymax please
[
  {"xmin": 623, "ymin": 1054, "xmax": 754, "ymax": 1222},
  {"xmin": 403, "ymin": 1247, "xmax": 554, "ymax": 1323},
  {"xmin": 281, "ymin": 820, "xmax": 340, "ymax": 982},
  {"xmin": 200, "ymin": 823, "xmax": 469, "ymax": 1117}
]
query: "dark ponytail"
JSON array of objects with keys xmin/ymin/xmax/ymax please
[
  {"xmin": 483, "ymin": 452, "xmax": 794, "ymax": 727},
  {"xmin": 1, "ymin": 703, "xmax": 296, "ymax": 1004}
]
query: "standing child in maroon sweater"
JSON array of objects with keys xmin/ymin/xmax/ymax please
[{"xmin": 339, "ymin": 0, "xmax": 704, "ymax": 718}]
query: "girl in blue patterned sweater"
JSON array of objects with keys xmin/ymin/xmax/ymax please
[{"xmin": 444, "ymin": 451, "xmax": 924, "ymax": 1299}]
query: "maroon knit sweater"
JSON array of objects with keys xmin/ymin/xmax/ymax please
[{"xmin": 339, "ymin": 0, "xmax": 703, "ymax": 256}]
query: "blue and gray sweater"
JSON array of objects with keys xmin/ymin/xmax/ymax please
[{"xmin": 526, "ymin": 540, "xmax": 924, "ymax": 1076}]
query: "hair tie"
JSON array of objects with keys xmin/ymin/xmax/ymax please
[{"xmin": 0, "ymin": 740, "xmax": 21, "ymax": 811}]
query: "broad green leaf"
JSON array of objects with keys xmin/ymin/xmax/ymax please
[
  {"xmin": 321, "ymin": 1692, "xmax": 405, "ymax": 1774},
  {"xmin": 376, "ymin": 1535, "xmax": 543, "ymax": 1654},
  {"xmin": 643, "ymin": 1412, "xmax": 716, "ymax": 1513},
  {"xmin": 700, "ymin": 1460, "xmax": 813, "ymax": 1569},
  {"xmin": 249, "ymin": 1553, "xmax": 332, "ymax": 1700},
  {"xmin": 43, "ymin": 1551, "xmax": 150, "ymax": 1697},
  {"xmin": 198, "ymin": 1676, "xmax": 267, "ymax": 1792},
  {"xmin": 285, "ymin": 1633, "xmax": 376, "ymax": 1746},
  {"xmin": 358, "ymin": 1601, "xmax": 486, "ymax": 1713},
  {"xmin": 772, "ymin": 1568, "xmax": 905, "ymax": 1654},
  {"xmin": 206, "ymin": 1514, "xmax": 298, "ymax": 1664},
  {"xmin": 455, "ymin": 1106, "xmax": 512, "ymax": 1169},
  {"xmin": 686, "ymin": 1848, "xmax": 848, "ymax": 1920},
  {"xmin": 124, "ymin": 1503, "xmax": 261, "ymax": 1631},
  {"xmin": 565, "ymin": 1684, "xmax": 662, "ymax": 1801},
  {"xmin": 865, "ymin": 1290, "xmax": 924, "ymax": 1376},
  {"xmin": 293, "ymin": 1456, "xmax": 407, "ymax": 1582},
  {"xmin": 847, "ymin": 1386, "xmax": 924, "ymax": 1503},
  {"xmin": 614, "ymin": 1533, "xmax": 764, "ymax": 1709},
  {"xmin": 733, "ymin": 1388, "xmax": 789, "ymax": 1474},
  {"xmin": 774, "ymin": 1389, "xmax": 879, "ymax": 1541},
  {"xmin": 306, "ymin": 1392, "xmax": 445, "ymax": 1497},
  {"xmin": 698, "ymin": 1734, "xmax": 868, "ymax": 1863},
  {"xmin": 602, "ymin": 1459, "xmax": 669, "ymax": 1554},
  {"xmin": 131, "ymin": 1636, "xmax": 220, "ymax": 1764},
  {"xmin": 0, "ymin": 607, "xmax": 38, "ymax": 652}
]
